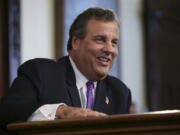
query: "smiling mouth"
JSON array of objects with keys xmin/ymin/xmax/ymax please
[{"xmin": 97, "ymin": 56, "xmax": 111, "ymax": 64}]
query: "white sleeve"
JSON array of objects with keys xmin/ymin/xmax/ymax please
[{"xmin": 27, "ymin": 103, "xmax": 66, "ymax": 121}]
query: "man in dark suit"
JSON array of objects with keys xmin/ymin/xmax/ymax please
[{"xmin": 0, "ymin": 7, "xmax": 131, "ymax": 133}]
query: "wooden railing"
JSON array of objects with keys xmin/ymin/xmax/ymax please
[{"xmin": 7, "ymin": 110, "xmax": 180, "ymax": 135}]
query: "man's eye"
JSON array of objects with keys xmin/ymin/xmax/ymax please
[
  {"xmin": 112, "ymin": 40, "xmax": 119, "ymax": 46},
  {"xmin": 93, "ymin": 37, "xmax": 105, "ymax": 43}
]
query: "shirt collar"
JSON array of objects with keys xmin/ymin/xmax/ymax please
[{"xmin": 69, "ymin": 56, "xmax": 88, "ymax": 90}]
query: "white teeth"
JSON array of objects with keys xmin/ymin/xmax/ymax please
[{"xmin": 99, "ymin": 57, "xmax": 108, "ymax": 62}]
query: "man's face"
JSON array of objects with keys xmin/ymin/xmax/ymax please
[{"xmin": 71, "ymin": 19, "xmax": 119, "ymax": 81}]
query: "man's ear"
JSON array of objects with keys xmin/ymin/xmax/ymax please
[{"xmin": 72, "ymin": 36, "xmax": 80, "ymax": 50}]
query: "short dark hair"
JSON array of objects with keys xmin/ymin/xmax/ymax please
[{"xmin": 67, "ymin": 7, "xmax": 119, "ymax": 52}]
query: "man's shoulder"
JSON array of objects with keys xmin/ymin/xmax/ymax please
[
  {"xmin": 18, "ymin": 56, "xmax": 69, "ymax": 75},
  {"xmin": 21, "ymin": 56, "xmax": 68, "ymax": 68}
]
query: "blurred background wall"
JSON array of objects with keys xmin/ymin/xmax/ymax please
[{"xmin": 0, "ymin": 0, "xmax": 180, "ymax": 113}]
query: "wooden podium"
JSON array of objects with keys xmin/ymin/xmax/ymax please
[{"xmin": 7, "ymin": 110, "xmax": 180, "ymax": 135}]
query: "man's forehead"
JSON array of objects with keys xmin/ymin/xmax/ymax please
[
  {"xmin": 93, "ymin": 34, "xmax": 119, "ymax": 40},
  {"xmin": 84, "ymin": 19, "xmax": 119, "ymax": 37},
  {"xmin": 86, "ymin": 20, "xmax": 118, "ymax": 31},
  {"xmin": 91, "ymin": 27, "xmax": 119, "ymax": 39}
]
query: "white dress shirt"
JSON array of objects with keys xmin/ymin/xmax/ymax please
[{"xmin": 28, "ymin": 56, "xmax": 96, "ymax": 121}]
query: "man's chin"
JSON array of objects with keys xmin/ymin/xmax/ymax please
[{"xmin": 95, "ymin": 72, "xmax": 108, "ymax": 80}]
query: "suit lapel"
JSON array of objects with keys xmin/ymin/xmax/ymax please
[
  {"xmin": 66, "ymin": 82, "xmax": 81, "ymax": 107},
  {"xmin": 93, "ymin": 80, "xmax": 112, "ymax": 114},
  {"xmin": 65, "ymin": 57, "xmax": 81, "ymax": 107}
]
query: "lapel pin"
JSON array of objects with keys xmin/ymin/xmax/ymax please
[{"xmin": 105, "ymin": 96, "xmax": 109, "ymax": 104}]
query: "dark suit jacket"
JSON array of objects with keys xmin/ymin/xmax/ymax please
[{"xmin": 0, "ymin": 56, "xmax": 131, "ymax": 125}]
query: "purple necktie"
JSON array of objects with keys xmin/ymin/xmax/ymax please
[{"xmin": 86, "ymin": 81, "xmax": 94, "ymax": 109}]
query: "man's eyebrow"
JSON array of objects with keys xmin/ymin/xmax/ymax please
[
  {"xmin": 93, "ymin": 35, "xmax": 106, "ymax": 37},
  {"xmin": 92, "ymin": 35, "xmax": 106, "ymax": 40},
  {"xmin": 93, "ymin": 35, "xmax": 119, "ymax": 41},
  {"xmin": 113, "ymin": 38, "xmax": 119, "ymax": 41}
]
